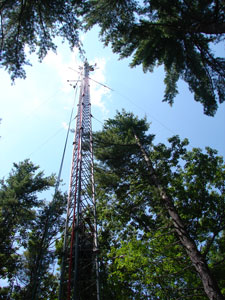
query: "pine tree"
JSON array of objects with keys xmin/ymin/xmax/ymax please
[
  {"xmin": 0, "ymin": 0, "xmax": 83, "ymax": 80},
  {"xmin": 83, "ymin": 0, "xmax": 225, "ymax": 116},
  {"xmin": 0, "ymin": 160, "xmax": 66, "ymax": 299},
  {"xmin": 1, "ymin": 1, "xmax": 224, "ymax": 115}
]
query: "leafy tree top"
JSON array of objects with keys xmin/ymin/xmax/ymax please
[
  {"xmin": 82, "ymin": 0, "xmax": 225, "ymax": 116},
  {"xmin": 0, "ymin": 0, "xmax": 83, "ymax": 80},
  {"xmin": 0, "ymin": 159, "xmax": 56, "ymax": 279},
  {"xmin": 0, "ymin": 0, "xmax": 225, "ymax": 115}
]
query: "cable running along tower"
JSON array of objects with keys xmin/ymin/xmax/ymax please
[{"xmin": 59, "ymin": 62, "xmax": 100, "ymax": 300}]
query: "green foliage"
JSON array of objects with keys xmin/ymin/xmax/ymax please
[
  {"xmin": 0, "ymin": 160, "xmax": 55, "ymax": 279},
  {"xmin": 93, "ymin": 109, "xmax": 154, "ymax": 171},
  {"xmin": 94, "ymin": 110, "xmax": 225, "ymax": 299},
  {"xmin": 0, "ymin": 0, "xmax": 83, "ymax": 80},
  {"xmin": 83, "ymin": 0, "xmax": 225, "ymax": 115},
  {"xmin": 0, "ymin": 160, "xmax": 67, "ymax": 299},
  {"xmin": 13, "ymin": 191, "xmax": 67, "ymax": 299},
  {"xmin": 1, "ymin": 1, "xmax": 224, "ymax": 115}
]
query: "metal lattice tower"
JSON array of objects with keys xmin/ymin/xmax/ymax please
[{"xmin": 59, "ymin": 61, "xmax": 100, "ymax": 300}]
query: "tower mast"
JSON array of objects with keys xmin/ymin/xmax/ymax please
[{"xmin": 59, "ymin": 61, "xmax": 100, "ymax": 300}]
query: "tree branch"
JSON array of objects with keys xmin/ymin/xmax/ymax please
[
  {"xmin": 190, "ymin": 22, "xmax": 225, "ymax": 34},
  {"xmin": 203, "ymin": 226, "xmax": 225, "ymax": 257},
  {"xmin": 15, "ymin": 0, "xmax": 27, "ymax": 61},
  {"xmin": 0, "ymin": 13, "xmax": 4, "ymax": 59}
]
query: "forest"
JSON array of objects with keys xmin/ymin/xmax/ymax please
[
  {"xmin": 0, "ymin": 111, "xmax": 225, "ymax": 299},
  {"xmin": 0, "ymin": 0, "xmax": 225, "ymax": 299}
]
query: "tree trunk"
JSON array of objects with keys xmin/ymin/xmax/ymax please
[{"xmin": 134, "ymin": 133, "xmax": 225, "ymax": 300}]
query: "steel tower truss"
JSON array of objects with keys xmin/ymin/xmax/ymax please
[{"xmin": 59, "ymin": 62, "xmax": 100, "ymax": 300}]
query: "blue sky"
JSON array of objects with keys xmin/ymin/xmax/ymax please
[{"xmin": 0, "ymin": 28, "xmax": 224, "ymax": 192}]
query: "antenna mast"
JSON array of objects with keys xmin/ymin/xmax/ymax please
[{"xmin": 59, "ymin": 61, "xmax": 100, "ymax": 300}]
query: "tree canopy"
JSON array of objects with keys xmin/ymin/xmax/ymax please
[
  {"xmin": 1, "ymin": 0, "xmax": 224, "ymax": 115},
  {"xmin": 93, "ymin": 110, "xmax": 225, "ymax": 299},
  {"xmin": 0, "ymin": 160, "xmax": 66, "ymax": 299},
  {"xmin": 0, "ymin": 0, "xmax": 82, "ymax": 80},
  {"xmin": 83, "ymin": 0, "xmax": 225, "ymax": 116},
  {"xmin": 1, "ymin": 118, "xmax": 225, "ymax": 299}
]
